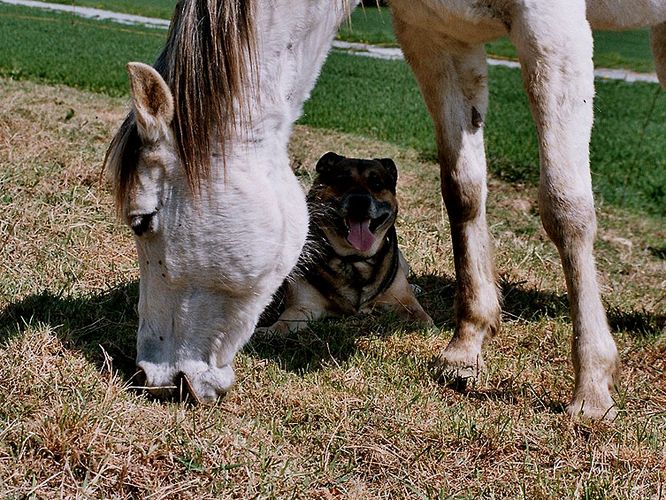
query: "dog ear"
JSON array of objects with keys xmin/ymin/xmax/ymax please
[
  {"xmin": 377, "ymin": 158, "xmax": 398, "ymax": 189},
  {"xmin": 316, "ymin": 152, "xmax": 344, "ymax": 176}
]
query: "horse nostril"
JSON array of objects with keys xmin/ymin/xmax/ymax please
[{"xmin": 130, "ymin": 212, "xmax": 155, "ymax": 236}]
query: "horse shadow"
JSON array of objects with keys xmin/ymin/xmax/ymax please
[
  {"xmin": 1, "ymin": 274, "xmax": 661, "ymax": 384},
  {"xmin": 0, "ymin": 282, "xmax": 140, "ymax": 381},
  {"xmin": 248, "ymin": 272, "xmax": 665, "ymax": 375}
]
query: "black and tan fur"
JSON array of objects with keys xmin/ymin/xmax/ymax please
[{"xmin": 266, "ymin": 152, "xmax": 432, "ymax": 334}]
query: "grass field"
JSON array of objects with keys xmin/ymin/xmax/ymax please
[
  {"xmin": 0, "ymin": 76, "xmax": 664, "ymax": 497},
  {"xmin": 43, "ymin": 0, "xmax": 177, "ymax": 19},
  {"xmin": 0, "ymin": 2, "xmax": 665, "ymax": 497},
  {"xmin": 1, "ymin": 4, "xmax": 664, "ymax": 219},
  {"xmin": 28, "ymin": 0, "xmax": 658, "ymax": 73}
]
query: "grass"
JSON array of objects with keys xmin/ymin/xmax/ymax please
[
  {"xmin": 0, "ymin": 5, "xmax": 167, "ymax": 96},
  {"xmin": 339, "ymin": 7, "xmax": 657, "ymax": 73},
  {"xmin": 41, "ymin": 0, "xmax": 177, "ymax": 19},
  {"xmin": 26, "ymin": 1, "xmax": 657, "ymax": 72},
  {"xmin": 0, "ymin": 76, "xmax": 664, "ymax": 497},
  {"xmin": 1, "ymin": 3, "xmax": 664, "ymax": 219},
  {"xmin": 301, "ymin": 53, "xmax": 666, "ymax": 218}
]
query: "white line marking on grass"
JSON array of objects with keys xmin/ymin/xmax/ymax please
[
  {"xmin": 1, "ymin": 0, "xmax": 660, "ymax": 84},
  {"xmin": 0, "ymin": 0, "xmax": 169, "ymax": 28}
]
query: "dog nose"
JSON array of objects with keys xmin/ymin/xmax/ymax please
[{"xmin": 343, "ymin": 193, "xmax": 372, "ymax": 218}]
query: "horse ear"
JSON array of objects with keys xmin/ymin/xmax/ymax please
[
  {"xmin": 316, "ymin": 152, "xmax": 344, "ymax": 176},
  {"xmin": 377, "ymin": 158, "xmax": 398, "ymax": 189},
  {"xmin": 127, "ymin": 62, "xmax": 174, "ymax": 142}
]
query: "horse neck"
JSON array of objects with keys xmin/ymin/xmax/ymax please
[{"xmin": 222, "ymin": 0, "xmax": 358, "ymax": 157}]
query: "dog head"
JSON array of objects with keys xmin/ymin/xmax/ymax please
[{"xmin": 308, "ymin": 152, "xmax": 399, "ymax": 256}]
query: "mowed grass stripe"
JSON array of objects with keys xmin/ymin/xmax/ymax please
[
  {"xmin": 20, "ymin": 1, "xmax": 658, "ymax": 73},
  {"xmin": 30, "ymin": 0, "xmax": 177, "ymax": 20},
  {"xmin": 0, "ymin": 5, "xmax": 166, "ymax": 96},
  {"xmin": 2, "ymin": 3, "xmax": 664, "ymax": 218}
]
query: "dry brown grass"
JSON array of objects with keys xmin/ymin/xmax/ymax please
[{"xmin": 0, "ymin": 77, "xmax": 664, "ymax": 498}]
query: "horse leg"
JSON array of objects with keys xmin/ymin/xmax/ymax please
[
  {"xmin": 509, "ymin": 1, "xmax": 619, "ymax": 419},
  {"xmin": 394, "ymin": 21, "xmax": 500, "ymax": 384},
  {"xmin": 651, "ymin": 22, "xmax": 666, "ymax": 87}
]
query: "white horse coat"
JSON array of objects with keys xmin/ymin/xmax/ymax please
[{"xmin": 106, "ymin": 0, "xmax": 666, "ymax": 418}]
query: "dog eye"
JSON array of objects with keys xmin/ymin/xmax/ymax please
[
  {"xmin": 367, "ymin": 174, "xmax": 383, "ymax": 191},
  {"xmin": 335, "ymin": 173, "xmax": 353, "ymax": 185}
]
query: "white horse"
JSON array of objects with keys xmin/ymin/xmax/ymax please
[{"xmin": 105, "ymin": 0, "xmax": 666, "ymax": 418}]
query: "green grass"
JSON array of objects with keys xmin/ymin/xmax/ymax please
[
  {"xmin": 27, "ymin": 1, "xmax": 657, "ymax": 72},
  {"xmin": 339, "ymin": 7, "xmax": 656, "ymax": 73},
  {"xmin": 300, "ymin": 52, "xmax": 666, "ymax": 218},
  {"xmin": 0, "ymin": 77, "xmax": 664, "ymax": 497},
  {"xmin": 486, "ymin": 30, "xmax": 656, "ymax": 73},
  {"xmin": 1, "ymin": 3, "xmax": 663, "ymax": 218},
  {"xmin": 0, "ymin": 5, "xmax": 166, "ymax": 95},
  {"xmin": 43, "ymin": 0, "xmax": 177, "ymax": 19}
]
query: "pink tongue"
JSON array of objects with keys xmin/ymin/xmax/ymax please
[{"xmin": 347, "ymin": 219, "xmax": 375, "ymax": 252}]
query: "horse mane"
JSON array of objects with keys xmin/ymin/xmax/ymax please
[{"xmin": 104, "ymin": 0, "xmax": 257, "ymax": 212}]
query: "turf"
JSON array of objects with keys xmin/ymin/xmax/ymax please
[
  {"xmin": 0, "ymin": 77, "xmax": 664, "ymax": 497},
  {"xmin": 339, "ymin": 7, "xmax": 656, "ymax": 73},
  {"xmin": 42, "ymin": 0, "xmax": 177, "ymax": 19},
  {"xmin": 300, "ymin": 52, "xmax": 666, "ymax": 218},
  {"xmin": 1, "ymin": 3, "xmax": 664, "ymax": 218},
  {"xmin": 24, "ymin": 1, "xmax": 658, "ymax": 72}
]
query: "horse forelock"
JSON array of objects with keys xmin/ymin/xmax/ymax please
[{"xmin": 105, "ymin": 0, "xmax": 258, "ymax": 210}]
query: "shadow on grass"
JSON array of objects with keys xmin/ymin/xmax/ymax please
[
  {"xmin": 0, "ymin": 282, "xmax": 139, "ymax": 380},
  {"xmin": 648, "ymin": 246, "xmax": 666, "ymax": 260},
  {"xmin": 1, "ymin": 274, "xmax": 661, "ymax": 386},
  {"xmin": 250, "ymin": 272, "xmax": 664, "ymax": 375}
]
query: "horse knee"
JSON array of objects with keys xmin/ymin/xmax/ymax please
[
  {"xmin": 539, "ymin": 191, "xmax": 597, "ymax": 250},
  {"xmin": 441, "ymin": 169, "xmax": 485, "ymax": 224}
]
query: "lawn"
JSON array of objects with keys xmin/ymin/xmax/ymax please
[
  {"xmin": 30, "ymin": 1, "xmax": 657, "ymax": 73},
  {"xmin": 0, "ymin": 1, "xmax": 665, "ymax": 498},
  {"xmin": 1, "ymin": 75, "xmax": 664, "ymax": 497},
  {"xmin": 1, "ymin": 3, "xmax": 664, "ymax": 218}
]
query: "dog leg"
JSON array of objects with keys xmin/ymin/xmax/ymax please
[
  {"xmin": 510, "ymin": 1, "xmax": 619, "ymax": 419},
  {"xmin": 393, "ymin": 21, "xmax": 500, "ymax": 385},
  {"xmin": 375, "ymin": 269, "xmax": 433, "ymax": 326},
  {"xmin": 258, "ymin": 281, "xmax": 330, "ymax": 336}
]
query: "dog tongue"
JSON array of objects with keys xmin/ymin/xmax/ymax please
[{"xmin": 347, "ymin": 219, "xmax": 375, "ymax": 252}]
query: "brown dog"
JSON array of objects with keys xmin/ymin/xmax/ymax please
[{"xmin": 265, "ymin": 152, "xmax": 432, "ymax": 334}]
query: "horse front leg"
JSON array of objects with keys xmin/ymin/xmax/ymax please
[
  {"xmin": 510, "ymin": 1, "xmax": 619, "ymax": 419},
  {"xmin": 394, "ymin": 22, "xmax": 500, "ymax": 385}
]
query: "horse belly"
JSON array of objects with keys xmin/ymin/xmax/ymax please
[{"xmin": 586, "ymin": 0, "xmax": 666, "ymax": 29}]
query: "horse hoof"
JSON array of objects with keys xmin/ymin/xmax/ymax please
[
  {"xmin": 431, "ymin": 359, "xmax": 478, "ymax": 391},
  {"xmin": 566, "ymin": 393, "xmax": 618, "ymax": 421}
]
